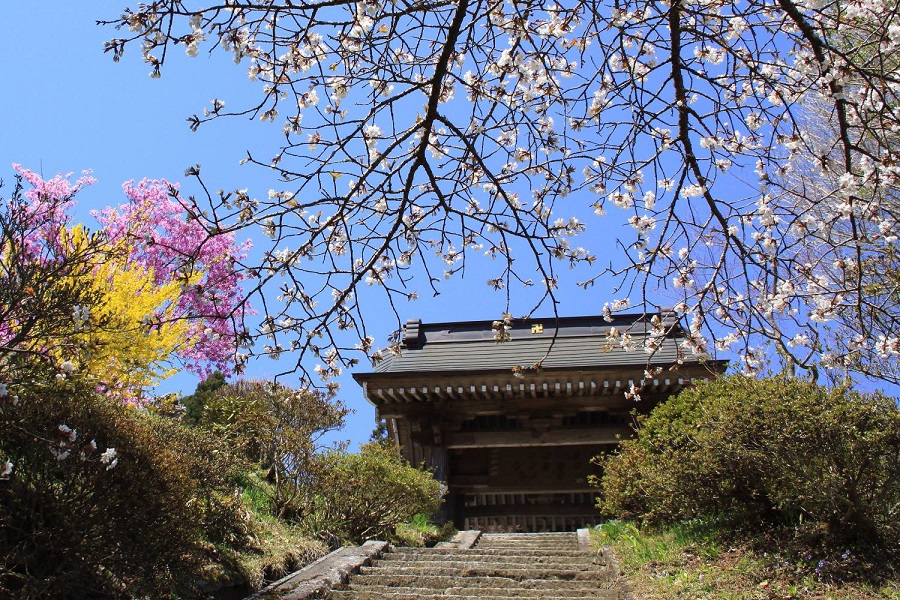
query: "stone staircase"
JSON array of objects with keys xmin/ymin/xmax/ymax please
[{"xmin": 322, "ymin": 532, "xmax": 624, "ymax": 599}]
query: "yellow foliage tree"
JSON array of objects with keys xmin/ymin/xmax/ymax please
[{"xmin": 55, "ymin": 226, "xmax": 201, "ymax": 400}]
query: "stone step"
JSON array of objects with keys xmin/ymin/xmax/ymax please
[
  {"xmin": 320, "ymin": 531, "xmax": 622, "ymax": 600},
  {"xmin": 357, "ymin": 564, "xmax": 607, "ymax": 580},
  {"xmin": 387, "ymin": 547, "xmax": 596, "ymax": 559},
  {"xmin": 475, "ymin": 541, "xmax": 577, "ymax": 549},
  {"xmin": 474, "ymin": 545, "xmax": 580, "ymax": 553},
  {"xmin": 479, "ymin": 536, "xmax": 575, "ymax": 540},
  {"xmin": 350, "ymin": 571, "xmax": 612, "ymax": 590},
  {"xmin": 327, "ymin": 590, "xmax": 621, "ymax": 600},
  {"xmin": 476, "ymin": 541, "xmax": 578, "ymax": 550},
  {"xmin": 373, "ymin": 557, "xmax": 606, "ymax": 569},
  {"xmin": 334, "ymin": 583, "xmax": 619, "ymax": 597},
  {"xmin": 348, "ymin": 573, "xmax": 614, "ymax": 590},
  {"xmin": 478, "ymin": 533, "xmax": 578, "ymax": 546},
  {"xmin": 253, "ymin": 532, "xmax": 622, "ymax": 599},
  {"xmin": 478, "ymin": 535, "xmax": 576, "ymax": 539}
]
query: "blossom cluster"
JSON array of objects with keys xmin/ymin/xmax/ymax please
[
  {"xmin": 93, "ymin": 178, "xmax": 251, "ymax": 377},
  {"xmin": 3, "ymin": 166, "xmax": 250, "ymax": 400},
  {"xmin": 100, "ymin": 0, "xmax": 900, "ymax": 384}
]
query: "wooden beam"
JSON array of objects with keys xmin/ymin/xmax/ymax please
[
  {"xmin": 365, "ymin": 367, "xmax": 715, "ymax": 405},
  {"xmin": 445, "ymin": 426, "xmax": 632, "ymax": 449},
  {"xmin": 375, "ymin": 395, "xmax": 642, "ymax": 419},
  {"xmin": 462, "ymin": 504, "xmax": 599, "ymax": 518},
  {"xmin": 449, "ymin": 481, "xmax": 597, "ymax": 494},
  {"xmin": 358, "ymin": 363, "xmax": 722, "ymax": 397},
  {"xmin": 397, "ymin": 419, "xmax": 414, "ymax": 463}
]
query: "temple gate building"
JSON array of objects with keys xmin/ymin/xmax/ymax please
[{"xmin": 352, "ymin": 312, "xmax": 726, "ymax": 532}]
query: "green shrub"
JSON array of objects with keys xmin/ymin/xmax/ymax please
[
  {"xmin": 188, "ymin": 379, "xmax": 447, "ymax": 550},
  {"xmin": 146, "ymin": 414, "xmax": 254, "ymax": 547},
  {"xmin": 304, "ymin": 443, "xmax": 444, "ymax": 546},
  {"xmin": 180, "ymin": 370, "xmax": 227, "ymax": 426},
  {"xmin": 0, "ymin": 359, "xmax": 294, "ymax": 598},
  {"xmin": 192, "ymin": 379, "xmax": 348, "ymax": 519},
  {"xmin": 596, "ymin": 376, "xmax": 900, "ymax": 551},
  {"xmin": 199, "ymin": 492, "xmax": 328, "ymax": 593}
]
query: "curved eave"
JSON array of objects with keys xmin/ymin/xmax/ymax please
[
  {"xmin": 353, "ymin": 358, "xmax": 728, "ymax": 382},
  {"xmin": 354, "ymin": 360, "xmax": 728, "ymax": 407}
]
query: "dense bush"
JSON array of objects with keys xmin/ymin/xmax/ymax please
[
  {"xmin": 189, "ymin": 379, "xmax": 445, "ymax": 547},
  {"xmin": 0, "ymin": 173, "xmax": 325, "ymax": 597},
  {"xmin": 304, "ymin": 443, "xmax": 444, "ymax": 546},
  {"xmin": 180, "ymin": 370, "xmax": 227, "ymax": 426},
  {"xmin": 191, "ymin": 379, "xmax": 349, "ymax": 518},
  {"xmin": 0, "ymin": 371, "xmax": 207, "ymax": 598},
  {"xmin": 595, "ymin": 376, "xmax": 900, "ymax": 551},
  {"xmin": 145, "ymin": 414, "xmax": 253, "ymax": 547},
  {"xmin": 0, "ymin": 357, "xmax": 271, "ymax": 598},
  {"xmin": 0, "ymin": 362, "xmax": 442, "ymax": 598}
]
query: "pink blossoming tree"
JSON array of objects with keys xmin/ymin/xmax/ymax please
[{"xmin": 1, "ymin": 165, "xmax": 250, "ymax": 403}]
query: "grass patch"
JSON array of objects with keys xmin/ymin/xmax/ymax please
[
  {"xmin": 198, "ymin": 471, "xmax": 328, "ymax": 593},
  {"xmin": 593, "ymin": 520, "xmax": 900, "ymax": 599},
  {"xmin": 393, "ymin": 513, "xmax": 457, "ymax": 547},
  {"xmin": 205, "ymin": 512, "xmax": 327, "ymax": 591}
]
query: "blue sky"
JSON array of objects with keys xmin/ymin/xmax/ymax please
[{"xmin": 0, "ymin": 2, "xmax": 618, "ymax": 446}]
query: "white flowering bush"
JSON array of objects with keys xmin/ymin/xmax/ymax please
[
  {"xmin": 0, "ymin": 365, "xmax": 205, "ymax": 598},
  {"xmin": 100, "ymin": 0, "xmax": 900, "ymax": 385},
  {"xmin": 0, "ymin": 358, "xmax": 283, "ymax": 598}
]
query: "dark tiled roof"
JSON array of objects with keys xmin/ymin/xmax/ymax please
[{"xmin": 355, "ymin": 312, "xmax": 711, "ymax": 378}]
